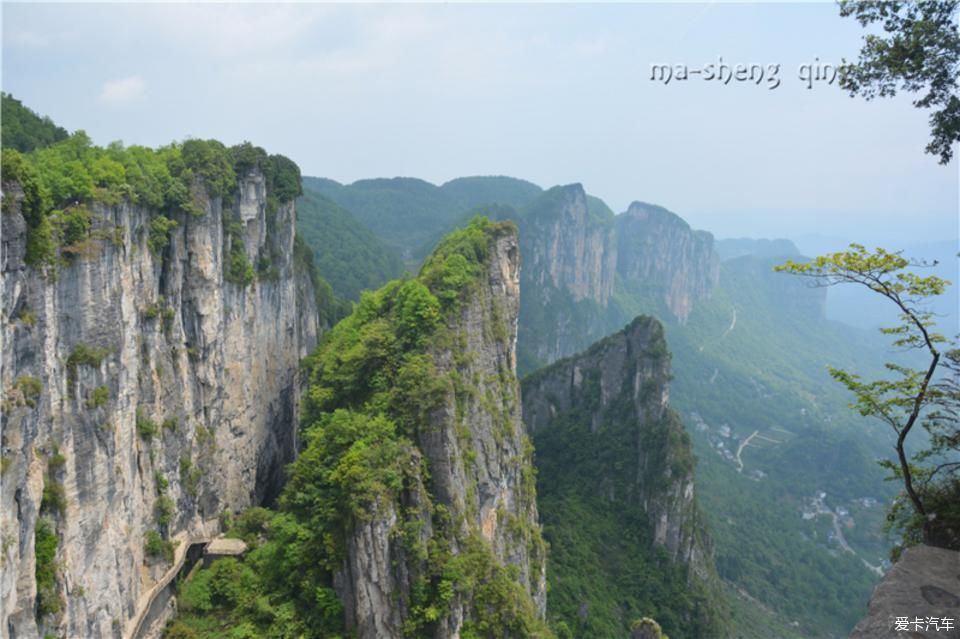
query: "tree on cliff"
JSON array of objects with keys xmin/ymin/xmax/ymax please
[
  {"xmin": 776, "ymin": 245, "xmax": 959, "ymax": 555},
  {"xmin": 1, "ymin": 93, "xmax": 68, "ymax": 152},
  {"xmin": 838, "ymin": 0, "xmax": 960, "ymax": 164}
]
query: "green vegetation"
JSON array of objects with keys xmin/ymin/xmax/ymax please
[
  {"xmin": 48, "ymin": 447, "xmax": 66, "ymax": 471},
  {"xmin": 539, "ymin": 493, "xmax": 712, "ymax": 639},
  {"xmin": 14, "ymin": 375, "xmax": 42, "ymax": 408},
  {"xmin": 230, "ymin": 141, "xmax": 302, "ymax": 212},
  {"xmin": 85, "ymin": 385, "xmax": 109, "ymax": 409},
  {"xmin": 3, "ymin": 98, "xmax": 344, "ymax": 330},
  {"xmin": 295, "ymin": 191, "xmax": 404, "ymax": 300},
  {"xmin": 777, "ymin": 245, "xmax": 959, "ymax": 553},
  {"xmin": 1, "ymin": 103, "xmax": 303, "ymax": 275},
  {"xmin": 693, "ymin": 439, "xmax": 879, "ymax": 634},
  {"xmin": 303, "ymin": 175, "xmax": 541, "ymax": 265},
  {"xmin": 2, "ymin": 148, "xmax": 56, "ymax": 265},
  {"xmin": 167, "ymin": 218, "xmax": 550, "ymax": 638},
  {"xmin": 838, "ymin": 0, "xmax": 960, "ymax": 164},
  {"xmin": 14, "ymin": 305, "xmax": 36, "ymax": 327},
  {"xmin": 524, "ymin": 327, "xmax": 724, "ymax": 639},
  {"xmin": 653, "ymin": 255, "xmax": 906, "ymax": 636},
  {"xmin": 292, "ymin": 234, "xmax": 350, "ymax": 324},
  {"xmin": 55, "ymin": 205, "xmax": 91, "ymax": 247},
  {"xmin": 145, "ymin": 530, "xmax": 175, "ymax": 563},
  {"xmin": 180, "ymin": 456, "xmax": 202, "ymax": 497},
  {"xmin": 515, "ymin": 211, "xmax": 902, "ymax": 635},
  {"xmin": 631, "ymin": 618, "xmax": 668, "ymax": 639},
  {"xmin": 1, "ymin": 93, "xmax": 68, "ymax": 152},
  {"xmin": 143, "ymin": 301, "xmax": 177, "ymax": 335},
  {"xmin": 66, "ymin": 343, "xmax": 108, "ymax": 393},
  {"xmin": 222, "ymin": 214, "xmax": 254, "ymax": 285},
  {"xmin": 293, "ymin": 175, "xmax": 916, "ymax": 636},
  {"xmin": 156, "ymin": 495, "xmax": 176, "ymax": 527},
  {"xmin": 136, "ymin": 409, "xmax": 159, "ymax": 441},
  {"xmin": 40, "ymin": 477, "xmax": 66, "ymax": 517},
  {"xmin": 66, "ymin": 343, "xmax": 107, "ymax": 369},
  {"xmin": 148, "ymin": 214, "xmax": 178, "ymax": 255},
  {"xmin": 34, "ymin": 518, "xmax": 62, "ymax": 619},
  {"xmin": 40, "ymin": 447, "xmax": 67, "ymax": 518},
  {"xmin": 180, "ymin": 139, "xmax": 236, "ymax": 200}
]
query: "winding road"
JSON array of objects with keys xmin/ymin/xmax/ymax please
[{"xmin": 735, "ymin": 430, "xmax": 759, "ymax": 472}]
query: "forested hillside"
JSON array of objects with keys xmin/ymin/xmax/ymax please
[
  {"xmin": 1, "ymin": 92, "xmax": 69, "ymax": 152},
  {"xmin": 168, "ymin": 218, "xmax": 552, "ymax": 639},
  {"xmin": 0, "ymin": 98, "xmax": 326, "ymax": 638},
  {"xmin": 2, "ymin": 92, "xmax": 935, "ymax": 639},
  {"xmin": 303, "ymin": 175, "xmax": 542, "ymax": 265},
  {"xmin": 295, "ymin": 191, "xmax": 405, "ymax": 300},
  {"xmin": 311, "ymin": 174, "xmax": 906, "ymax": 638},
  {"xmin": 523, "ymin": 317, "xmax": 728, "ymax": 639}
]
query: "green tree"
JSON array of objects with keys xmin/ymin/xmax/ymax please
[
  {"xmin": 776, "ymin": 244, "xmax": 958, "ymax": 550},
  {"xmin": 838, "ymin": 0, "xmax": 960, "ymax": 164},
  {"xmin": 1, "ymin": 93, "xmax": 68, "ymax": 152}
]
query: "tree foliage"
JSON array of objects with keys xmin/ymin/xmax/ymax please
[
  {"xmin": 168, "ymin": 218, "xmax": 551, "ymax": 638},
  {"xmin": 295, "ymin": 192, "xmax": 404, "ymax": 301},
  {"xmin": 839, "ymin": 0, "xmax": 960, "ymax": 163},
  {"xmin": 1, "ymin": 93, "xmax": 68, "ymax": 152},
  {"xmin": 776, "ymin": 244, "xmax": 959, "ymax": 552},
  {"xmin": 303, "ymin": 175, "xmax": 541, "ymax": 262},
  {"xmin": 34, "ymin": 517, "xmax": 62, "ymax": 619},
  {"xmin": 0, "ymin": 107, "xmax": 331, "ymax": 310}
]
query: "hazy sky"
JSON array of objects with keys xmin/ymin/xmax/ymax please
[{"xmin": 2, "ymin": 2, "xmax": 958, "ymax": 249}]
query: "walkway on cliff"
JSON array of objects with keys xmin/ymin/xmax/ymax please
[{"xmin": 125, "ymin": 536, "xmax": 210, "ymax": 639}]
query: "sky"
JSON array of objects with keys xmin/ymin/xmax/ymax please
[{"xmin": 2, "ymin": 2, "xmax": 958, "ymax": 251}]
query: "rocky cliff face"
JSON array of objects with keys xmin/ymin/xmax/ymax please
[
  {"xmin": 850, "ymin": 545, "xmax": 960, "ymax": 639},
  {"xmin": 515, "ymin": 187, "xmax": 719, "ymax": 373},
  {"xmin": 421, "ymin": 228, "xmax": 547, "ymax": 616},
  {"xmin": 615, "ymin": 202, "xmax": 719, "ymax": 323},
  {"xmin": 522, "ymin": 316, "xmax": 710, "ymax": 574},
  {"xmin": 516, "ymin": 185, "xmax": 617, "ymax": 371},
  {"xmin": 302, "ymin": 220, "xmax": 546, "ymax": 638},
  {"xmin": 521, "ymin": 184, "xmax": 617, "ymax": 307},
  {"xmin": 1, "ymin": 171, "xmax": 318, "ymax": 638}
]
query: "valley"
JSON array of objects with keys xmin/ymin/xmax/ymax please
[
  {"xmin": 298, "ymin": 175, "xmax": 915, "ymax": 638},
  {"xmin": 1, "ymin": 87, "xmax": 954, "ymax": 639}
]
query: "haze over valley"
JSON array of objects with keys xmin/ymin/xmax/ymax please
[{"xmin": 2, "ymin": 4, "xmax": 957, "ymax": 639}]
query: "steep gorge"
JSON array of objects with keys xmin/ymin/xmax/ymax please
[
  {"xmin": 314, "ymin": 218, "xmax": 548, "ymax": 638},
  {"xmin": 1, "ymin": 160, "xmax": 319, "ymax": 638},
  {"xmin": 167, "ymin": 217, "xmax": 550, "ymax": 639},
  {"xmin": 522, "ymin": 317, "xmax": 725, "ymax": 638},
  {"xmin": 515, "ymin": 184, "xmax": 719, "ymax": 372}
]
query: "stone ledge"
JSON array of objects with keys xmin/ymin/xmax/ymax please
[
  {"xmin": 205, "ymin": 537, "xmax": 248, "ymax": 557},
  {"xmin": 849, "ymin": 545, "xmax": 960, "ymax": 638}
]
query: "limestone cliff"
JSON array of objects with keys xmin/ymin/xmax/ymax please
[
  {"xmin": 516, "ymin": 184, "xmax": 618, "ymax": 370},
  {"xmin": 523, "ymin": 316, "xmax": 709, "ymax": 572},
  {"xmin": 520, "ymin": 184, "xmax": 616, "ymax": 307},
  {"xmin": 521, "ymin": 316, "xmax": 725, "ymax": 636},
  {"xmin": 294, "ymin": 218, "xmax": 547, "ymax": 639},
  {"xmin": 515, "ymin": 187, "xmax": 718, "ymax": 373},
  {"xmin": 615, "ymin": 202, "xmax": 719, "ymax": 323},
  {"xmin": 1, "ymin": 170, "xmax": 319, "ymax": 638}
]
